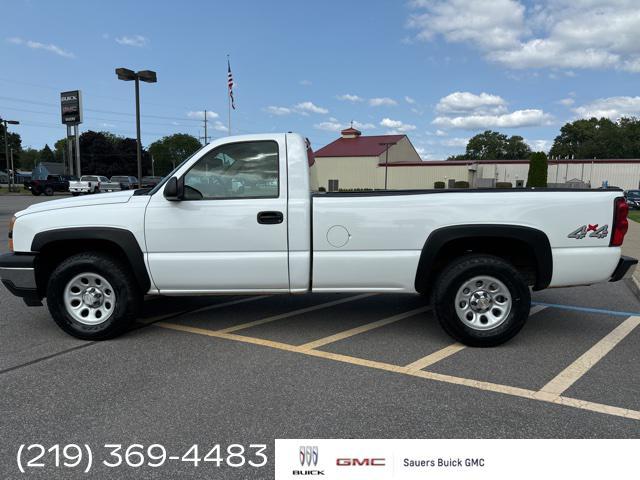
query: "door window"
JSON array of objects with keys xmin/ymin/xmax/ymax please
[{"xmin": 183, "ymin": 141, "xmax": 279, "ymax": 200}]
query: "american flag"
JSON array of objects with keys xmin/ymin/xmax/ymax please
[{"xmin": 227, "ymin": 59, "xmax": 235, "ymax": 110}]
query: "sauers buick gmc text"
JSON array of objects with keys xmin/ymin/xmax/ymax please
[{"xmin": 1, "ymin": 133, "xmax": 637, "ymax": 346}]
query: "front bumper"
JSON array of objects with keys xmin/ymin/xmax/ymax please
[
  {"xmin": 0, "ymin": 253, "xmax": 42, "ymax": 306},
  {"xmin": 610, "ymin": 255, "xmax": 638, "ymax": 282}
]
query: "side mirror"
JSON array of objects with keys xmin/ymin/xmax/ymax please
[{"xmin": 164, "ymin": 177, "xmax": 183, "ymax": 201}]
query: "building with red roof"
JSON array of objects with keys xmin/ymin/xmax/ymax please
[
  {"xmin": 312, "ymin": 127, "xmax": 640, "ymax": 190},
  {"xmin": 313, "ymin": 126, "xmax": 422, "ymax": 191}
]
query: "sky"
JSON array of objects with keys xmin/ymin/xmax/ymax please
[{"xmin": 2, "ymin": 0, "xmax": 640, "ymax": 160}]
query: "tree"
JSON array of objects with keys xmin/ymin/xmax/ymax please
[
  {"xmin": 148, "ymin": 134, "xmax": 202, "ymax": 176},
  {"xmin": 527, "ymin": 152, "xmax": 548, "ymax": 187},
  {"xmin": 462, "ymin": 130, "xmax": 532, "ymax": 160},
  {"xmin": 20, "ymin": 148, "xmax": 40, "ymax": 169},
  {"xmin": 78, "ymin": 130, "xmax": 151, "ymax": 177},
  {"xmin": 40, "ymin": 144, "xmax": 55, "ymax": 163},
  {"xmin": 0, "ymin": 123, "xmax": 22, "ymax": 170},
  {"xmin": 549, "ymin": 117, "xmax": 633, "ymax": 159}
]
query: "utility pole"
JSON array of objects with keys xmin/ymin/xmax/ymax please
[
  {"xmin": 204, "ymin": 110, "xmax": 209, "ymax": 144},
  {"xmin": 1, "ymin": 118, "xmax": 19, "ymax": 190},
  {"xmin": 199, "ymin": 110, "xmax": 210, "ymax": 145},
  {"xmin": 379, "ymin": 141, "xmax": 397, "ymax": 190}
]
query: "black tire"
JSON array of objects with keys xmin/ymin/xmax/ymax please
[
  {"xmin": 44, "ymin": 186, "xmax": 54, "ymax": 196},
  {"xmin": 432, "ymin": 255, "xmax": 531, "ymax": 347},
  {"xmin": 46, "ymin": 252, "xmax": 142, "ymax": 340},
  {"xmin": 71, "ymin": 192, "xmax": 80, "ymax": 196}
]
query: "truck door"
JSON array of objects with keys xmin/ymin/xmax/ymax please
[{"xmin": 144, "ymin": 136, "xmax": 289, "ymax": 292}]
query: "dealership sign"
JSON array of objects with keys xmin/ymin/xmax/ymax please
[{"xmin": 60, "ymin": 90, "xmax": 83, "ymax": 125}]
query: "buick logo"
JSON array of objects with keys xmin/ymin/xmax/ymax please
[{"xmin": 299, "ymin": 446, "xmax": 318, "ymax": 467}]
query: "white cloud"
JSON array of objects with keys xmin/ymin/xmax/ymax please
[
  {"xmin": 337, "ymin": 94, "xmax": 364, "ymax": 102},
  {"xmin": 405, "ymin": 96, "xmax": 416, "ymax": 104},
  {"xmin": 441, "ymin": 137, "xmax": 469, "ymax": 147},
  {"xmin": 436, "ymin": 92, "xmax": 507, "ymax": 114},
  {"xmin": 299, "ymin": 79, "xmax": 312, "ymax": 86},
  {"xmin": 314, "ymin": 121, "xmax": 343, "ymax": 132},
  {"xmin": 408, "ymin": 0, "xmax": 640, "ymax": 72},
  {"xmin": 187, "ymin": 111, "xmax": 219, "ymax": 119},
  {"xmin": 380, "ymin": 118, "xmax": 416, "ymax": 133},
  {"xmin": 314, "ymin": 120, "xmax": 376, "ymax": 132},
  {"xmin": 295, "ymin": 101, "xmax": 328, "ymax": 114},
  {"xmin": 213, "ymin": 121, "xmax": 228, "ymax": 132},
  {"xmin": 433, "ymin": 109, "xmax": 552, "ymax": 129},
  {"xmin": 7, "ymin": 37, "xmax": 74, "ymax": 58},
  {"xmin": 353, "ymin": 121, "xmax": 376, "ymax": 130},
  {"xmin": 265, "ymin": 106, "xmax": 292, "ymax": 116},
  {"xmin": 369, "ymin": 97, "xmax": 398, "ymax": 107},
  {"xmin": 435, "ymin": 129, "xmax": 448, "ymax": 137},
  {"xmin": 527, "ymin": 139, "xmax": 551, "ymax": 152},
  {"xmin": 408, "ymin": 0, "xmax": 525, "ymax": 50},
  {"xmin": 558, "ymin": 97, "xmax": 575, "ymax": 107},
  {"xmin": 115, "ymin": 35, "xmax": 148, "ymax": 47},
  {"xmin": 573, "ymin": 96, "xmax": 640, "ymax": 120}
]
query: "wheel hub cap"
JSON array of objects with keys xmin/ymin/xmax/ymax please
[
  {"xmin": 455, "ymin": 275, "xmax": 512, "ymax": 331},
  {"xmin": 63, "ymin": 273, "xmax": 116, "ymax": 325},
  {"xmin": 82, "ymin": 287, "xmax": 103, "ymax": 307}
]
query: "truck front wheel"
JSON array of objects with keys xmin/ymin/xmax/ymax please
[
  {"xmin": 433, "ymin": 255, "xmax": 531, "ymax": 347},
  {"xmin": 46, "ymin": 252, "xmax": 142, "ymax": 340}
]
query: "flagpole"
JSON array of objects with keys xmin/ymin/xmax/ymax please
[{"xmin": 227, "ymin": 54, "xmax": 231, "ymax": 135}]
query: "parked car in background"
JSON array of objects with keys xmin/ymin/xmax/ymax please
[
  {"xmin": 99, "ymin": 179, "xmax": 122, "ymax": 192},
  {"xmin": 110, "ymin": 176, "xmax": 139, "ymax": 190},
  {"xmin": 140, "ymin": 176, "xmax": 163, "ymax": 188},
  {"xmin": 68, "ymin": 175, "xmax": 109, "ymax": 195},
  {"xmin": 624, "ymin": 190, "xmax": 640, "ymax": 209},
  {"xmin": 24, "ymin": 175, "xmax": 77, "ymax": 196}
]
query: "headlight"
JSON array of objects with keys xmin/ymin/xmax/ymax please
[{"xmin": 8, "ymin": 216, "xmax": 15, "ymax": 252}]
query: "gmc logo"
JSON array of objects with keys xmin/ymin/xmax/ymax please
[{"xmin": 336, "ymin": 458, "xmax": 386, "ymax": 466}]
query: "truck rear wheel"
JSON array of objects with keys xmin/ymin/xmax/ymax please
[
  {"xmin": 46, "ymin": 252, "xmax": 142, "ymax": 340},
  {"xmin": 44, "ymin": 186, "xmax": 54, "ymax": 196},
  {"xmin": 432, "ymin": 255, "xmax": 531, "ymax": 347}
]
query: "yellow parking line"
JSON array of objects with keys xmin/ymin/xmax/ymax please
[
  {"xmin": 539, "ymin": 315, "xmax": 640, "ymax": 396},
  {"xmin": 405, "ymin": 343, "xmax": 466, "ymax": 371},
  {"xmin": 297, "ymin": 305, "xmax": 432, "ymax": 351},
  {"xmin": 216, "ymin": 293, "xmax": 374, "ymax": 334},
  {"xmin": 153, "ymin": 320, "xmax": 640, "ymax": 421},
  {"xmin": 403, "ymin": 305, "xmax": 548, "ymax": 371}
]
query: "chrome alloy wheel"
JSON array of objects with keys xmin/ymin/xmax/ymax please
[
  {"xmin": 454, "ymin": 275, "xmax": 512, "ymax": 330},
  {"xmin": 63, "ymin": 273, "xmax": 116, "ymax": 325}
]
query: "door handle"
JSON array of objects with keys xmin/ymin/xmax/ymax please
[{"xmin": 257, "ymin": 211, "xmax": 284, "ymax": 224}]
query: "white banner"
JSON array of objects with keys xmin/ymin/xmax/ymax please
[{"xmin": 275, "ymin": 439, "xmax": 638, "ymax": 479}]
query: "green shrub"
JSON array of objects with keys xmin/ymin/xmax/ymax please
[
  {"xmin": 454, "ymin": 181, "xmax": 470, "ymax": 188},
  {"xmin": 496, "ymin": 182, "xmax": 513, "ymax": 188},
  {"xmin": 527, "ymin": 152, "xmax": 548, "ymax": 187},
  {"xmin": 434, "ymin": 181, "xmax": 445, "ymax": 189}
]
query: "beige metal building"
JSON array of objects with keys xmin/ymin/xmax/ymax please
[{"xmin": 313, "ymin": 128, "xmax": 640, "ymax": 191}]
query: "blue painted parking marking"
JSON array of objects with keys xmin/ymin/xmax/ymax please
[{"xmin": 531, "ymin": 301, "xmax": 640, "ymax": 318}]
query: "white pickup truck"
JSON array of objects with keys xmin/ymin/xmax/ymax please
[
  {"xmin": 68, "ymin": 175, "xmax": 110, "ymax": 195},
  {"xmin": 1, "ymin": 133, "xmax": 636, "ymax": 346}
]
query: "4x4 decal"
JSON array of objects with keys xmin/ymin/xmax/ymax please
[{"xmin": 568, "ymin": 224, "xmax": 609, "ymax": 239}]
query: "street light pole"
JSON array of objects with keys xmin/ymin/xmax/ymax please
[
  {"xmin": 134, "ymin": 75, "xmax": 142, "ymax": 183},
  {"xmin": 116, "ymin": 68, "xmax": 157, "ymax": 185},
  {"xmin": 379, "ymin": 141, "xmax": 397, "ymax": 190},
  {"xmin": 1, "ymin": 118, "xmax": 19, "ymax": 190}
]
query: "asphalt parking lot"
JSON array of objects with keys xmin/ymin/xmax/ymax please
[{"xmin": 1, "ymin": 195, "xmax": 639, "ymax": 479}]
